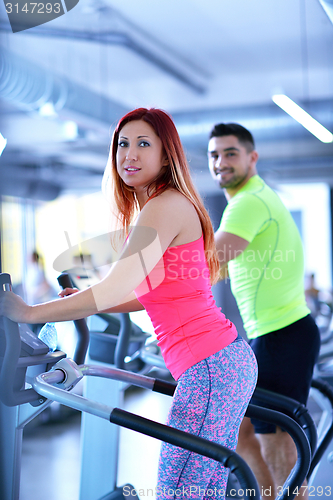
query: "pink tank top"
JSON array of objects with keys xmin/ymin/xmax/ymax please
[{"xmin": 135, "ymin": 235, "xmax": 237, "ymax": 380}]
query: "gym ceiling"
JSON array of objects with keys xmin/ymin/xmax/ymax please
[{"xmin": 0, "ymin": 0, "xmax": 333, "ymax": 200}]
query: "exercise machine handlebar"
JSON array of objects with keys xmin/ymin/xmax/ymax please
[
  {"xmin": 0, "ymin": 273, "xmax": 65, "ymax": 407},
  {"xmin": 57, "ymin": 273, "xmax": 90, "ymax": 366},
  {"xmin": 35, "ymin": 359, "xmax": 311, "ymax": 500},
  {"xmin": 246, "ymin": 405, "xmax": 310, "ymax": 500},
  {"xmin": 149, "ymin": 379, "xmax": 312, "ymax": 500},
  {"xmin": 1, "ymin": 273, "xmax": 34, "ymax": 405},
  {"xmin": 252, "ymin": 387, "xmax": 318, "ymax": 458},
  {"xmin": 57, "ymin": 272, "xmax": 133, "ymax": 370},
  {"xmin": 33, "ymin": 359, "xmax": 261, "ymax": 499},
  {"xmin": 130, "ymin": 373, "xmax": 313, "ymax": 500},
  {"xmin": 0, "ymin": 273, "xmax": 44, "ymax": 406},
  {"xmin": 308, "ymin": 378, "xmax": 333, "ymax": 478}
]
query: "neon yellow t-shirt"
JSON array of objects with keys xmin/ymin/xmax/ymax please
[{"xmin": 220, "ymin": 175, "xmax": 310, "ymax": 339}]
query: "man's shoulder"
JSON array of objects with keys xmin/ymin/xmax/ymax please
[
  {"xmin": 232, "ymin": 176, "xmax": 282, "ymax": 208},
  {"xmin": 221, "ymin": 177, "xmax": 281, "ymax": 233},
  {"xmin": 227, "ymin": 178, "xmax": 268, "ymax": 211},
  {"xmin": 238, "ymin": 175, "xmax": 270, "ymax": 197}
]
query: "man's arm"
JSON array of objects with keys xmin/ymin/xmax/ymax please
[{"xmin": 215, "ymin": 230, "xmax": 250, "ymax": 279}]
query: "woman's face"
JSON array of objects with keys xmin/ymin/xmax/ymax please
[{"xmin": 116, "ymin": 120, "xmax": 168, "ymax": 196}]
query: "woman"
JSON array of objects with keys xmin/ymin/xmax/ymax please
[{"xmin": 0, "ymin": 108, "xmax": 257, "ymax": 499}]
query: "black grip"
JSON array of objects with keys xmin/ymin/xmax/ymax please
[
  {"xmin": 114, "ymin": 313, "xmax": 132, "ymax": 370},
  {"xmin": 0, "ymin": 272, "xmax": 12, "ymax": 289},
  {"xmin": 308, "ymin": 378, "xmax": 333, "ymax": 478},
  {"xmin": 57, "ymin": 273, "xmax": 74, "ymax": 289},
  {"xmin": 57, "ymin": 273, "xmax": 89, "ymax": 365},
  {"xmin": 153, "ymin": 378, "xmax": 176, "ymax": 396},
  {"xmin": 0, "ymin": 273, "xmax": 41, "ymax": 406}
]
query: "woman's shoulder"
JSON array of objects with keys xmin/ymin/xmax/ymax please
[
  {"xmin": 148, "ymin": 189, "xmax": 194, "ymax": 210},
  {"xmin": 138, "ymin": 189, "xmax": 193, "ymax": 224},
  {"xmin": 138, "ymin": 189, "xmax": 201, "ymax": 247}
]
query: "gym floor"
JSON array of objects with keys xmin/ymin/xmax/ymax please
[{"xmin": 20, "ymin": 384, "xmax": 173, "ymax": 500}]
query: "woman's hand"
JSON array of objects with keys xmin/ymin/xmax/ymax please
[
  {"xmin": 58, "ymin": 287, "xmax": 79, "ymax": 298},
  {"xmin": 0, "ymin": 291, "xmax": 32, "ymax": 323},
  {"xmin": 2, "ymin": 285, "xmax": 96, "ymax": 325}
]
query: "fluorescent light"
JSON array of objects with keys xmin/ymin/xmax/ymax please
[
  {"xmin": 39, "ymin": 102, "xmax": 57, "ymax": 117},
  {"xmin": 272, "ymin": 94, "xmax": 333, "ymax": 143},
  {"xmin": 0, "ymin": 133, "xmax": 7, "ymax": 156}
]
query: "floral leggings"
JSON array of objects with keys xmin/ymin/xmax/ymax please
[{"xmin": 156, "ymin": 337, "xmax": 258, "ymax": 500}]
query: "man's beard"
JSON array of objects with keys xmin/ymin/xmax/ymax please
[{"xmin": 218, "ymin": 169, "xmax": 249, "ymax": 189}]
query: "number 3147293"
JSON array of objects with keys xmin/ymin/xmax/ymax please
[{"xmin": 5, "ymin": 3, "xmax": 61, "ymax": 14}]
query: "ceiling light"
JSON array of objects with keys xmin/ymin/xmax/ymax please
[
  {"xmin": 318, "ymin": 0, "xmax": 333, "ymax": 25},
  {"xmin": 39, "ymin": 102, "xmax": 57, "ymax": 117},
  {"xmin": 272, "ymin": 94, "xmax": 333, "ymax": 143},
  {"xmin": 0, "ymin": 133, "xmax": 7, "ymax": 156}
]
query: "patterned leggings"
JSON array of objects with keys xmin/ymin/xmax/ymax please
[{"xmin": 156, "ymin": 338, "xmax": 258, "ymax": 500}]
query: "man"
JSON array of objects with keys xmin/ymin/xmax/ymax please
[{"xmin": 207, "ymin": 123, "xmax": 320, "ymax": 499}]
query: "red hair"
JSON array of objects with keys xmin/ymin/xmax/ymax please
[{"xmin": 107, "ymin": 108, "xmax": 219, "ymax": 284}]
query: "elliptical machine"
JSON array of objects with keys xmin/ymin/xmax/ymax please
[
  {"xmin": 0, "ymin": 272, "xmax": 261, "ymax": 500},
  {"xmin": 1, "ymin": 271, "xmax": 322, "ymax": 500}
]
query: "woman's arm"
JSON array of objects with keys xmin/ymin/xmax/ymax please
[
  {"xmin": 59, "ymin": 288, "xmax": 145, "ymax": 314},
  {"xmin": 0, "ymin": 193, "xmax": 184, "ymax": 324},
  {"xmin": 101, "ymin": 298, "xmax": 145, "ymax": 314},
  {"xmin": 0, "ymin": 286, "xmax": 98, "ymax": 324}
]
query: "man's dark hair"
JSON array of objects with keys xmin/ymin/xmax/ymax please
[{"xmin": 209, "ymin": 123, "xmax": 255, "ymax": 152}]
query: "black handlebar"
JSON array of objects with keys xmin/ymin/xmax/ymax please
[
  {"xmin": 246, "ymin": 404, "xmax": 311, "ymax": 500},
  {"xmin": 308, "ymin": 378, "xmax": 333, "ymax": 478},
  {"xmin": 114, "ymin": 313, "xmax": 132, "ymax": 369},
  {"xmin": 57, "ymin": 272, "xmax": 133, "ymax": 369},
  {"xmin": 251, "ymin": 387, "xmax": 318, "ymax": 458},
  {"xmin": 57, "ymin": 273, "xmax": 90, "ymax": 365},
  {"xmin": 0, "ymin": 273, "xmax": 41, "ymax": 405},
  {"xmin": 151, "ymin": 378, "xmax": 311, "ymax": 500},
  {"xmin": 110, "ymin": 407, "xmax": 260, "ymax": 497}
]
